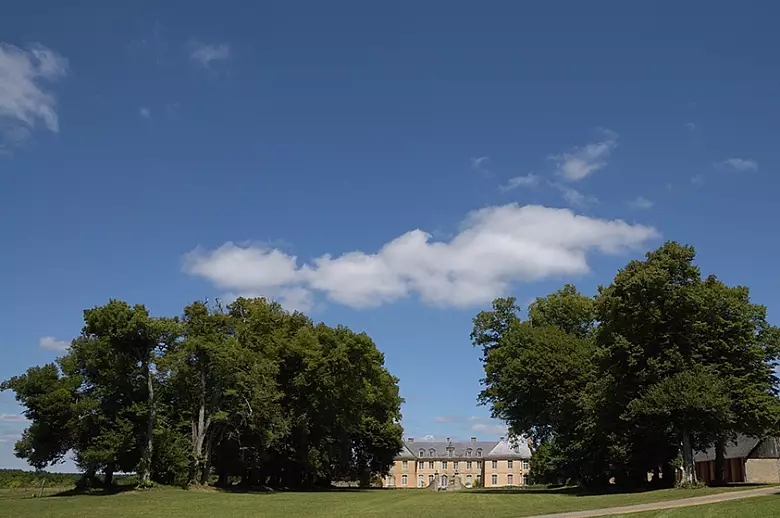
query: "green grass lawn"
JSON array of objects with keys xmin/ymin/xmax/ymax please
[
  {"xmin": 0, "ymin": 484, "xmax": 772, "ymax": 518},
  {"xmin": 612, "ymin": 493, "xmax": 780, "ymax": 517}
]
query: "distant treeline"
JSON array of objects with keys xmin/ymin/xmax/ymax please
[{"xmin": 0, "ymin": 469, "xmax": 136, "ymax": 488}]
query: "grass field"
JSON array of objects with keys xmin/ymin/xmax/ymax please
[
  {"xmin": 612, "ymin": 493, "xmax": 780, "ymax": 517},
  {"xmin": 0, "ymin": 484, "xmax": 772, "ymax": 518}
]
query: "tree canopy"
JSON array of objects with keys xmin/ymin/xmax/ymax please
[
  {"xmin": 2, "ymin": 297, "xmax": 403, "ymax": 488},
  {"xmin": 473, "ymin": 242, "xmax": 780, "ymax": 487}
]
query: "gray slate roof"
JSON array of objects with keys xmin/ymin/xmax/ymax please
[
  {"xmin": 395, "ymin": 437, "xmax": 532, "ymax": 460},
  {"xmin": 694, "ymin": 435, "xmax": 761, "ymax": 462}
]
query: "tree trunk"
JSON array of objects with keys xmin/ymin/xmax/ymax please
[
  {"xmin": 104, "ymin": 463, "xmax": 115, "ymax": 487},
  {"xmin": 189, "ymin": 367, "xmax": 210, "ymax": 485},
  {"xmin": 714, "ymin": 434, "xmax": 726, "ymax": 486},
  {"xmin": 139, "ymin": 359, "xmax": 155, "ymax": 484},
  {"xmin": 680, "ymin": 429, "xmax": 697, "ymax": 485},
  {"xmin": 217, "ymin": 469, "xmax": 229, "ymax": 487}
]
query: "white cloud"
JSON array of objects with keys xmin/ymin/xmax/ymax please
[
  {"xmin": 39, "ymin": 336, "xmax": 69, "ymax": 351},
  {"xmin": 550, "ymin": 129, "xmax": 618, "ymax": 181},
  {"xmin": 470, "ymin": 156, "xmax": 490, "ymax": 176},
  {"xmin": 139, "ymin": 106, "xmax": 151, "ymax": 118},
  {"xmin": 184, "ymin": 204, "xmax": 659, "ymax": 310},
  {"xmin": 0, "ymin": 42, "xmax": 68, "ymax": 149},
  {"xmin": 189, "ymin": 43, "xmax": 230, "ymax": 67},
  {"xmin": 422, "ymin": 434, "xmax": 436, "ymax": 441},
  {"xmin": 628, "ymin": 196, "xmax": 653, "ymax": 210},
  {"xmin": 691, "ymin": 174, "xmax": 704, "ymax": 186},
  {"xmin": 500, "ymin": 173, "xmax": 538, "ymax": 191},
  {"xmin": 718, "ymin": 158, "xmax": 758, "ymax": 172},
  {"xmin": 550, "ymin": 182, "xmax": 598, "ymax": 208},
  {"xmin": 471, "ymin": 423, "xmax": 508, "ymax": 435},
  {"xmin": 0, "ymin": 413, "xmax": 27, "ymax": 423},
  {"xmin": 685, "ymin": 122, "xmax": 696, "ymax": 130}
]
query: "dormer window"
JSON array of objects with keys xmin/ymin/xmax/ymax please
[
  {"xmin": 419, "ymin": 449, "xmax": 425, "ymax": 457},
  {"xmin": 429, "ymin": 448, "xmax": 436, "ymax": 457},
  {"xmin": 447, "ymin": 449, "xmax": 453, "ymax": 458},
  {"xmin": 476, "ymin": 449, "xmax": 482, "ymax": 457},
  {"xmin": 466, "ymin": 448, "xmax": 472, "ymax": 457}
]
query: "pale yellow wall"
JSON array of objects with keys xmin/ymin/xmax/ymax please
[
  {"xmin": 484, "ymin": 458, "xmax": 531, "ymax": 488},
  {"xmin": 386, "ymin": 456, "xmax": 531, "ymax": 489},
  {"xmin": 745, "ymin": 459, "xmax": 780, "ymax": 483}
]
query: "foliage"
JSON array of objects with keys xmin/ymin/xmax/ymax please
[
  {"xmin": 474, "ymin": 241, "xmax": 780, "ymax": 488},
  {"xmin": 2, "ymin": 298, "xmax": 403, "ymax": 489}
]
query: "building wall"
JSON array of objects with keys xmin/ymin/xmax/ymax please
[
  {"xmin": 745, "ymin": 458, "xmax": 780, "ymax": 483},
  {"xmin": 695, "ymin": 457, "xmax": 746, "ymax": 484},
  {"xmin": 387, "ymin": 458, "xmax": 531, "ymax": 488},
  {"xmin": 483, "ymin": 458, "xmax": 530, "ymax": 488}
]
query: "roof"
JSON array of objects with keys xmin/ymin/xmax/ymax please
[
  {"xmin": 486, "ymin": 437, "xmax": 532, "ymax": 459},
  {"xmin": 395, "ymin": 436, "xmax": 532, "ymax": 460},
  {"xmin": 694, "ymin": 435, "xmax": 761, "ymax": 462}
]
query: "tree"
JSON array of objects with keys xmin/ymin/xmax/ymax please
[
  {"xmin": 80, "ymin": 300, "xmax": 179, "ymax": 484},
  {"xmin": 627, "ymin": 367, "xmax": 733, "ymax": 484},
  {"xmin": 0, "ymin": 364, "xmax": 79, "ymax": 470},
  {"xmin": 475, "ymin": 242, "xmax": 780, "ymax": 488}
]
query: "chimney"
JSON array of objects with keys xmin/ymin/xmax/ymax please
[
  {"xmin": 446, "ymin": 437, "xmax": 451, "ymax": 443},
  {"xmin": 471, "ymin": 437, "xmax": 477, "ymax": 443},
  {"xmin": 408, "ymin": 437, "xmax": 414, "ymax": 443}
]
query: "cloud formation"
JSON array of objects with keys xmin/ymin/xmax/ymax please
[
  {"xmin": 470, "ymin": 423, "xmax": 508, "ymax": 435},
  {"xmin": 500, "ymin": 173, "xmax": 538, "ymax": 191},
  {"xmin": 139, "ymin": 107, "xmax": 151, "ymax": 118},
  {"xmin": 39, "ymin": 336, "xmax": 69, "ymax": 351},
  {"xmin": 550, "ymin": 130, "xmax": 618, "ymax": 181},
  {"xmin": 628, "ymin": 196, "xmax": 654, "ymax": 210},
  {"xmin": 184, "ymin": 204, "xmax": 659, "ymax": 310},
  {"xmin": 550, "ymin": 183, "xmax": 598, "ymax": 208},
  {"xmin": 718, "ymin": 158, "xmax": 758, "ymax": 172},
  {"xmin": 189, "ymin": 43, "xmax": 230, "ymax": 67},
  {"xmin": 0, "ymin": 413, "xmax": 27, "ymax": 423},
  {"xmin": 0, "ymin": 42, "xmax": 68, "ymax": 149}
]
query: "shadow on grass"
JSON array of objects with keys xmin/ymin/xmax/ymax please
[{"xmin": 48, "ymin": 485, "xmax": 140, "ymax": 498}]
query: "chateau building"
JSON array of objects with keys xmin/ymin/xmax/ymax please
[{"xmin": 385, "ymin": 436, "xmax": 532, "ymax": 489}]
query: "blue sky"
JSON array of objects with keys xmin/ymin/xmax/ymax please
[{"xmin": 2, "ymin": 1, "xmax": 780, "ymax": 470}]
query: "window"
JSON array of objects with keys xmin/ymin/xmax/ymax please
[
  {"xmin": 507, "ymin": 460, "xmax": 513, "ymax": 469},
  {"xmin": 401, "ymin": 474, "xmax": 407, "ymax": 486},
  {"xmin": 429, "ymin": 448, "xmax": 436, "ymax": 457},
  {"xmin": 441, "ymin": 461, "xmax": 447, "ymax": 470},
  {"xmin": 428, "ymin": 461, "xmax": 434, "ymax": 470},
  {"xmin": 466, "ymin": 448, "xmax": 472, "ymax": 457},
  {"xmin": 402, "ymin": 461, "xmax": 408, "ymax": 470},
  {"xmin": 476, "ymin": 448, "xmax": 482, "ymax": 457},
  {"xmin": 448, "ymin": 449, "xmax": 453, "ymax": 458},
  {"xmin": 507, "ymin": 474, "xmax": 513, "ymax": 486},
  {"xmin": 466, "ymin": 474, "xmax": 472, "ymax": 487},
  {"xmin": 418, "ymin": 475, "xmax": 424, "ymax": 488},
  {"xmin": 453, "ymin": 461, "xmax": 458, "ymax": 471},
  {"xmin": 477, "ymin": 461, "xmax": 482, "ymax": 470},
  {"xmin": 523, "ymin": 475, "xmax": 529, "ymax": 486},
  {"xmin": 491, "ymin": 474, "xmax": 498, "ymax": 485},
  {"xmin": 418, "ymin": 461, "xmax": 424, "ymax": 470},
  {"xmin": 387, "ymin": 476, "xmax": 394, "ymax": 487},
  {"xmin": 523, "ymin": 461, "xmax": 530, "ymax": 471},
  {"xmin": 428, "ymin": 474, "xmax": 434, "ymax": 484},
  {"xmin": 466, "ymin": 461, "xmax": 472, "ymax": 470},
  {"xmin": 419, "ymin": 449, "xmax": 424, "ymax": 457},
  {"xmin": 491, "ymin": 460, "xmax": 497, "ymax": 469}
]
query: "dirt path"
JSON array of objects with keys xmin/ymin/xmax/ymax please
[{"xmin": 527, "ymin": 486, "xmax": 780, "ymax": 518}]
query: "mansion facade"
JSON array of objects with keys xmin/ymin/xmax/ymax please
[{"xmin": 385, "ymin": 436, "xmax": 532, "ymax": 489}]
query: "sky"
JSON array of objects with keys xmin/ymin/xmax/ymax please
[{"xmin": 2, "ymin": 0, "xmax": 780, "ymax": 470}]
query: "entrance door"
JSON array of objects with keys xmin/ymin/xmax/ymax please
[{"xmin": 440, "ymin": 475, "xmax": 448, "ymax": 489}]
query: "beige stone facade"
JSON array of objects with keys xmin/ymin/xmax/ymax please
[
  {"xmin": 385, "ymin": 436, "xmax": 531, "ymax": 489},
  {"xmin": 694, "ymin": 435, "xmax": 780, "ymax": 484}
]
